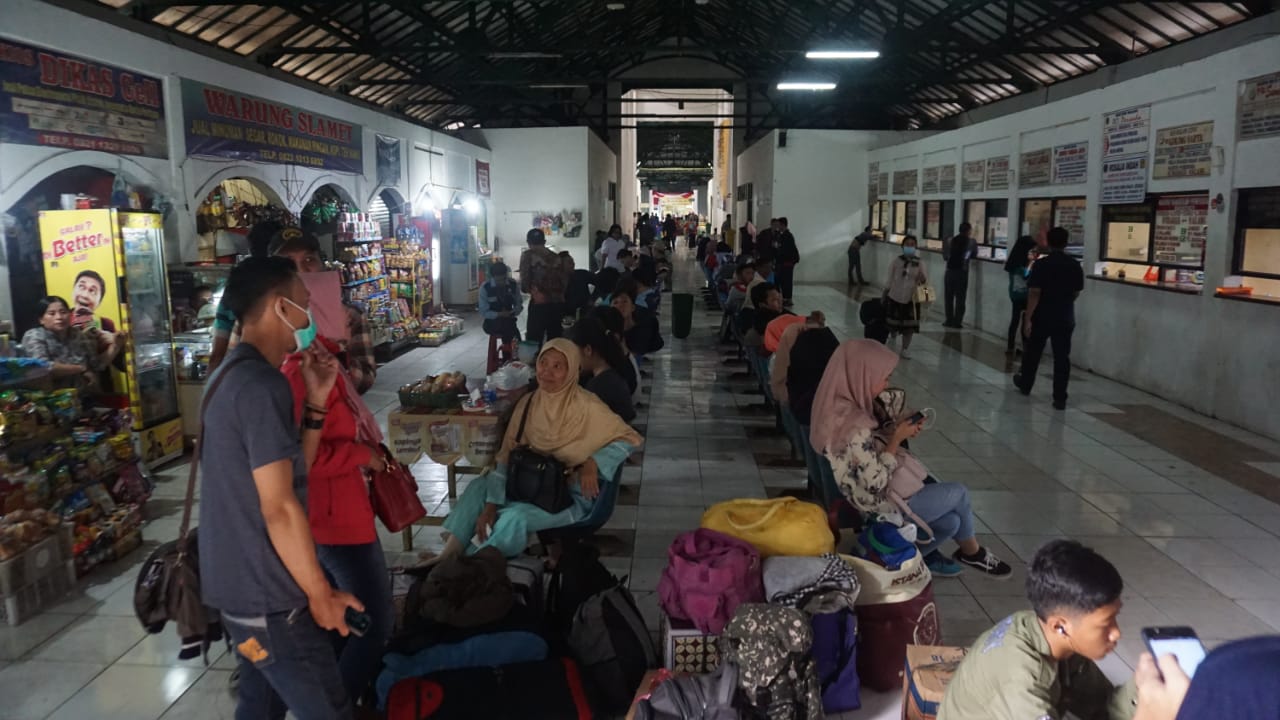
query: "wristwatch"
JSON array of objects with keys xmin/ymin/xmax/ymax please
[{"xmin": 302, "ymin": 416, "xmax": 325, "ymax": 430}]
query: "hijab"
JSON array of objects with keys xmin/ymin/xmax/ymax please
[
  {"xmin": 497, "ymin": 338, "xmax": 642, "ymax": 467},
  {"xmin": 808, "ymin": 339, "xmax": 900, "ymax": 453}
]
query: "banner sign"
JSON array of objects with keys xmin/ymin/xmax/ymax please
[
  {"xmin": 921, "ymin": 166, "xmax": 939, "ymax": 194},
  {"xmin": 476, "ymin": 160, "xmax": 491, "ymax": 197},
  {"xmin": 939, "ymin": 164, "xmax": 957, "ymax": 193},
  {"xmin": 961, "ymin": 160, "xmax": 985, "ymax": 192},
  {"xmin": 892, "ymin": 169, "xmax": 918, "ymax": 195},
  {"xmin": 867, "ymin": 162, "xmax": 879, "ymax": 205},
  {"xmin": 1052, "ymin": 142, "xmax": 1089, "ymax": 185},
  {"xmin": 985, "ymin": 157, "xmax": 1010, "ymax": 191},
  {"xmin": 1238, "ymin": 71, "xmax": 1280, "ymax": 140},
  {"xmin": 877, "ymin": 172, "xmax": 889, "ymax": 197},
  {"xmin": 1103, "ymin": 104, "xmax": 1150, "ymax": 159},
  {"xmin": 1100, "ymin": 153, "xmax": 1148, "ymax": 204},
  {"xmin": 375, "ymin": 133, "xmax": 401, "ymax": 186},
  {"xmin": 181, "ymin": 79, "xmax": 363, "ymax": 172},
  {"xmin": 0, "ymin": 38, "xmax": 167, "ymax": 158},
  {"xmin": 1019, "ymin": 148, "xmax": 1052, "ymax": 188},
  {"xmin": 1152, "ymin": 121, "xmax": 1213, "ymax": 179},
  {"xmin": 1153, "ymin": 194, "xmax": 1208, "ymax": 266}
]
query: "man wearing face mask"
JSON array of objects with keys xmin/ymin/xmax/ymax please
[{"xmin": 201, "ymin": 256, "xmax": 364, "ymax": 719}]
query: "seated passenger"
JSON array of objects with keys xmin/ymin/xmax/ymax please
[
  {"xmin": 425, "ymin": 340, "xmax": 642, "ymax": 562},
  {"xmin": 725, "ymin": 263, "xmax": 756, "ymax": 313},
  {"xmin": 749, "ymin": 282, "xmax": 786, "ymax": 339},
  {"xmin": 593, "ymin": 267, "xmax": 621, "ymax": 306},
  {"xmin": 743, "ymin": 257, "xmax": 775, "ymax": 308},
  {"xmin": 589, "ymin": 306, "xmax": 640, "ymax": 405},
  {"xmin": 612, "ymin": 278, "xmax": 664, "ymax": 358},
  {"xmin": 809, "ymin": 339, "xmax": 1011, "ymax": 578},
  {"xmin": 1133, "ymin": 635, "xmax": 1280, "ymax": 720},
  {"xmin": 632, "ymin": 266, "xmax": 661, "ymax": 314},
  {"xmin": 569, "ymin": 317, "xmax": 636, "ymax": 422},
  {"xmin": 940, "ymin": 540, "xmax": 1134, "ymax": 720},
  {"xmin": 561, "ymin": 251, "xmax": 595, "ymax": 320}
]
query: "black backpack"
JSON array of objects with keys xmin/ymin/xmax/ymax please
[{"xmin": 548, "ymin": 544, "xmax": 658, "ymax": 715}]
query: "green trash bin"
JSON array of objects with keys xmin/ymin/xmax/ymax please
[{"xmin": 672, "ymin": 292, "xmax": 694, "ymax": 339}]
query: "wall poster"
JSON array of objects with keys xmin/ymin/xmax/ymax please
[
  {"xmin": 892, "ymin": 169, "xmax": 918, "ymax": 195},
  {"xmin": 180, "ymin": 79, "xmax": 363, "ymax": 172},
  {"xmin": 921, "ymin": 166, "xmax": 940, "ymax": 194},
  {"xmin": 1238, "ymin": 71, "xmax": 1280, "ymax": 140},
  {"xmin": 985, "ymin": 157, "xmax": 1010, "ymax": 191},
  {"xmin": 868, "ymin": 162, "xmax": 879, "ymax": 206},
  {"xmin": 1100, "ymin": 153, "xmax": 1149, "ymax": 204},
  {"xmin": 877, "ymin": 172, "xmax": 889, "ymax": 197},
  {"xmin": 939, "ymin": 164, "xmax": 957, "ymax": 193},
  {"xmin": 961, "ymin": 160, "xmax": 986, "ymax": 192},
  {"xmin": 1152, "ymin": 121, "xmax": 1213, "ymax": 179},
  {"xmin": 0, "ymin": 38, "xmax": 167, "ymax": 158},
  {"xmin": 1103, "ymin": 104, "xmax": 1151, "ymax": 159},
  {"xmin": 1153, "ymin": 194, "xmax": 1208, "ymax": 266},
  {"xmin": 1019, "ymin": 148, "xmax": 1052, "ymax": 188},
  {"xmin": 475, "ymin": 160, "xmax": 491, "ymax": 197},
  {"xmin": 375, "ymin": 134, "xmax": 401, "ymax": 186},
  {"xmin": 1052, "ymin": 141, "xmax": 1089, "ymax": 184}
]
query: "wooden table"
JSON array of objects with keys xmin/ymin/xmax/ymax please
[{"xmin": 386, "ymin": 407, "xmax": 503, "ymax": 550}]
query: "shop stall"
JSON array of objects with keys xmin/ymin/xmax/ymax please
[{"xmin": 192, "ymin": 178, "xmax": 292, "ymax": 261}]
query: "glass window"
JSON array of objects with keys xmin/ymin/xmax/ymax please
[
  {"xmin": 871, "ymin": 200, "xmax": 889, "ymax": 238},
  {"xmin": 1232, "ymin": 187, "xmax": 1280, "ymax": 301},
  {"xmin": 966, "ymin": 199, "xmax": 1008, "ymax": 247},
  {"xmin": 891, "ymin": 200, "xmax": 917, "ymax": 244},
  {"xmin": 1101, "ymin": 192, "xmax": 1208, "ymax": 284},
  {"xmin": 1020, "ymin": 199, "xmax": 1053, "ymax": 240},
  {"xmin": 1054, "ymin": 198, "xmax": 1088, "ymax": 257},
  {"xmin": 923, "ymin": 200, "xmax": 954, "ymax": 251}
]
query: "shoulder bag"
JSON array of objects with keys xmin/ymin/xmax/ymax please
[
  {"xmin": 370, "ymin": 444, "xmax": 427, "ymax": 533},
  {"xmin": 505, "ymin": 395, "xmax": 574, "ymax": 514}
]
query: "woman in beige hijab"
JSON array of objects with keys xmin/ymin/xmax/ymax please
[{"xmin": 430, "ymin": 339, "xmax": 642, "ymax": 561}]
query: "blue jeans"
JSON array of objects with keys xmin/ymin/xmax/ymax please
[
  {"xmin": 318, "ymin": 541, "xmax": 394, "ymax": 704},
  {"xmin": 224, "ymin": 610, "xmax": 353, "ymax": 720},
  {"xmin": 905, "ymin": 481, "xmax": 975, "ymax": 556}
]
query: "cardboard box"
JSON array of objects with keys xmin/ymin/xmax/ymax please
[
  {"xmin": 902, "ymin": 645, "xmax": 967, "ymax": 720},
  {"xmin": 660, "ymin": 613, "xmax": 721, "ymax": 674}
]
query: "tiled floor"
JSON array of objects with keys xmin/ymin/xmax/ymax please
[{"xmin": 3, "ymin": 255, "xmax": 1279, "ymax": 719}]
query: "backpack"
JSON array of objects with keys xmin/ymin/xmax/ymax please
[
  {"xmin": 811, "ymin": 610, "xmax": 861, "ymax": 714},
  {"xmin": 546, "ymin": 543, "xmax": 616, "ymax": 635},
  {"xmin": 385, "ymin": 658, "xmax": 592, "ymax": 720},
  {"xmin": 720, "ymin": 604, "xmax": 823, "ymax": 720},
  {"xmin": 567, "ymin": 584, "xmax": 659, "ymax": 715},
  {"xmin": 634, "ymin": 661, "xmax": 743, "ymax": 720},
  {"xmin": 658, "ymin": 529, "xmax": 764, "ymax": 636}
]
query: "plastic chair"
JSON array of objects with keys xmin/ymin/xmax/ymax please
[
  {"xmin": 536, "ymin": 466, "xmax": 622, "ymax": 546},
  {"xmin": 487, "ymin": 334, "xmax": 517, "ymax": 374}
]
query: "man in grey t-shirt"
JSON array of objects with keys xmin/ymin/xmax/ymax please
[{"xmin": 200, "ymin": 256, "xmax": 362, "ymax": 720}]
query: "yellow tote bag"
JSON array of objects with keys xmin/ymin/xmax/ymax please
[{"xmin": 701, "ymin": 498, "xmax": 835, "ymax": 558}]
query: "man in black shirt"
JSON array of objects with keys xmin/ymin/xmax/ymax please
[
  {"xmin": 1014, "ymin": 227, "xmax": 1084, "ymax": 410},
  {"xmin": 849, "ymin": 225, "xmax": 874, "ymax": 286},
  {"xmin": 943, "ymin": 222, "xmax": 976, "ymax": 328}
]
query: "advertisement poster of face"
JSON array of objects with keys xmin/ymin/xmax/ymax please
[{"xmin": 38, "ymin": 209, "xmax": 125, "ymax": 391}]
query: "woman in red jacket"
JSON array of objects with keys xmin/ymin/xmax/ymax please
[{"xmin": 282, "ymin": 335, "xmax": 390, "ymax": 706}]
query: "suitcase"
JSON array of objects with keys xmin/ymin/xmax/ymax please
[{"xmin": 386, "ymin": 658, "xmax": 592, "ymax": 719}]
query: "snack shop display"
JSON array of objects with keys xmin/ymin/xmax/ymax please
[
  {"xmin": 0, "ymin": 358, "xmax": 51, "ymax": 387},
  {"xmin": 398, "ymin": 372, "xmax": 468, "ymax": 409}
]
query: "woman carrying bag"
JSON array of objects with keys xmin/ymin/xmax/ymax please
[
  {"xmin": 1004, "ymin": 235, "xmax": 1036, "ymax": 356},
  {"xmin": 424, "ymin": 339, "xmax": 642, "ymax": 563},
  {"xmin": 883, "ymin": 235, "xmax": 929, "ymax": 359},
  {"xmin": 809, "ymin": 339, "xmax": 1011, "ymax": 580},
  {"xmin": 281, "ymin": 335, "xmax": 392, "ymax": 706}
]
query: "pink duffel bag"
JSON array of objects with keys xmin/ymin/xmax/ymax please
[{"xmin": 658, "ymin": 529, "xmax": 764, "ymax": 635}]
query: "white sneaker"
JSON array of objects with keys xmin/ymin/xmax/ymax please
[{"xmin": 900, "ymin": 350, "xmax": 912, "ymax": 360}]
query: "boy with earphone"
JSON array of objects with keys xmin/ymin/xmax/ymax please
[{"xmin": 939, "ymin": 539, "xmax": 1138, "ymax": 720}]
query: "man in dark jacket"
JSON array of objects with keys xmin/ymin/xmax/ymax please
[
  {"xmin": 774, "ymin": 217, "xmax": 800, "ymax": 306},
  {"xmin": 943, "ymin": 222, "xmax": 976, "ymax": 328}
]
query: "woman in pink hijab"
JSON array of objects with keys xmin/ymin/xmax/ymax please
[{"xmin": 810, "ymin": 339, "xmax": 1011, "ymax": 579}]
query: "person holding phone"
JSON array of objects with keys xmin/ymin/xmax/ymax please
[
  {"xmin": 809, "ymin": 339, "xmax": 1011, "ymax": 579},
  {"xmin": 1133, "ymin": 635, "xmax": 1280, "ymax": 720},
  {"xmin": 939, "ymin": 540, "xmax": 1135, "ymax": 720}
]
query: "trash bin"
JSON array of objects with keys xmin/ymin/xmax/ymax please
[{"xmin": 672, "ymin": 292, "xmax": 694, "ymax": 339}]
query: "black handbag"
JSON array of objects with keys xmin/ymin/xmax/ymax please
[{"xmin": 505, "ymin": 395, "xmax": 574, "ymax": 514}]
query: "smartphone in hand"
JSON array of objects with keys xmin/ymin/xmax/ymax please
[
  {"xmin": 907, "ymin": 411, "xmax": 926, "ymax": 425},
  {"xmin": 1141, "ymin": 626, "xmax": 1207, "ymax": 679}
]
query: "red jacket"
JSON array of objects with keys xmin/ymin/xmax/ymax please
[{"xmin": 282, "ymin": 340, "xmax": 377, "ymax": 546}]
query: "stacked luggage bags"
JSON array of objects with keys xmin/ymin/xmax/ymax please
[{"xmin": 383, "ymin": 496, "xmax": 944, "ymax": 719}]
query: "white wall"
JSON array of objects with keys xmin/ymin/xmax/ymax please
[
  {"xmin": 0, "ymin": 0, "xmax": 490, "ymax": 264},
  {"xmin": 735, "ymin": 132, "xmax": 776, "ymax": 230},
  {"xmin": 587, "ymin": 131, "xmax": 618, "ymax": 245},
  {"xmin": 483, "ymin": 127, "xmax": 590, "ymax": 266},
  {"xmin": 771, "ymin": 130, "xmax": 902, "ymax": 283},
  {"xmin": 857, "ymin": 29, "xmax": 1280, "ymax": 441}
]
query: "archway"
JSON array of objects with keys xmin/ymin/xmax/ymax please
[
  {"xmin": 193, "ymin": 176, "xmax": 293, "ymax": 260},
  {"xmin": 2, "ymin": 165, "xmax": 162, "ymax": 335},
  {"xmin": 367, "ymin": 187, "xmax": 407, "ymax": 239}
]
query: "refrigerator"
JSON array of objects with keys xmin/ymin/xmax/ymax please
[
  {"xmin": 38, "ymin": 209, "xmax": 183, "ymax": 468},
  {"xmin": 441, "ymin": 208, "xmax": 481, "ymax": 306}
]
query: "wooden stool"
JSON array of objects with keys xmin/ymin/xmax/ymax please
[{"xmin": 487, "ymin": 334, "xmax": 516, "ymax": 374}]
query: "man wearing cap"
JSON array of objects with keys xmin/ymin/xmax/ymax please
[{"xmin": 209, "ymin": 227, "xmax": 376, "ymax": 394}]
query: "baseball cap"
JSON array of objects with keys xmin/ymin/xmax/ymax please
[{"xmin": 268, "ymin": 226, "xmax": 321, "ymax": 256}]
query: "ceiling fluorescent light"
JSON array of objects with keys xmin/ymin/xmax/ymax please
[
  {"xmin": 777, "ymin": 81, "xmax": 837, "ymax": 91},
  {"xmin": 528, "ymin": 83, "xmax": 589, "ymax": 89},
  {"xmin": 488, "ymin": 51, "xmax": 563, "ymax": 59},
  {"xmin": 805, "ymin": 50, "xmax": 880, "ymax": 60}
]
